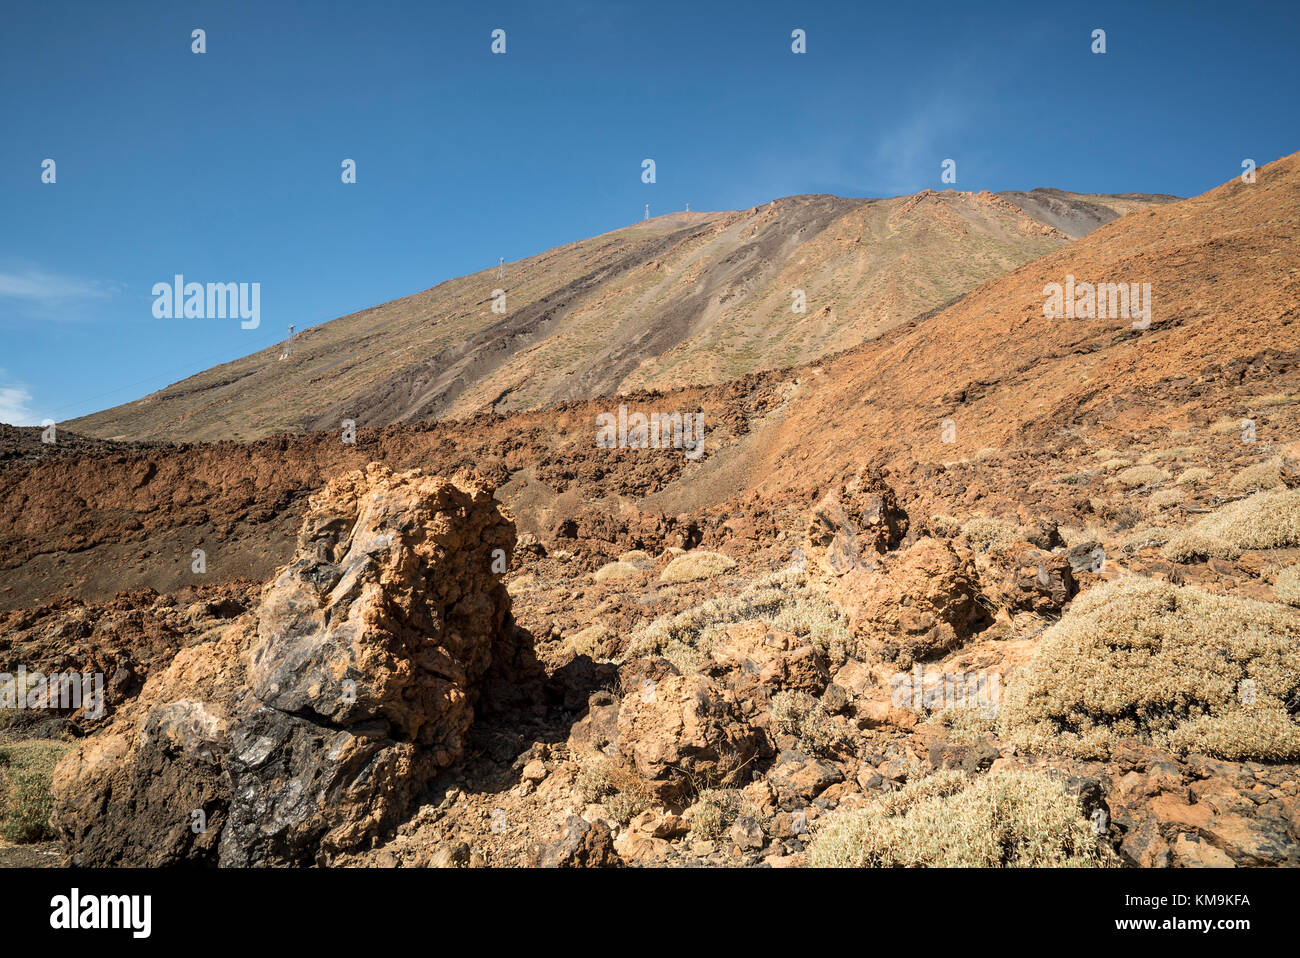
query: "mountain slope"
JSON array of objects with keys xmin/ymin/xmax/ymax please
[
  {"xmin": 737, "ymin": 153, "xmax": 1299, "ymax": 503},
  {"xmin": 66, "ymin": 188, "xmax": 1173, "ymax": 442}
]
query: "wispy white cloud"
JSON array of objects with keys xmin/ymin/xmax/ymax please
[
  {"xmin": 0, "ymin": 267, "xmax": 118, "ymax": 303},
  {"xmin": 0, "ymin": 383, "xmax": 43, "ymax": 426},
  {"xmin": 869, "ymin": 91, "xmax": 975, "ymax": 197},
  {"xmin": 737, "ymin": 63, "xmax": 989, "ymax": 203}
]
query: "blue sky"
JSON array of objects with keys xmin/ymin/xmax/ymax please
[{"xmin": 1, "ymin": 0, "xmax": 1297, "ymax": 426}]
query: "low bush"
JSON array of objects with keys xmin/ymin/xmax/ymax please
[
  {"xmin": 998, "ymin": 578, "xmax": 1300, "ymax": 760},
  {"xmin": 659, "ymin": 551, "xmax": 736, "ymax": 584},
  {"xmin": 809, "ymin": 769, "xmax": 1112, "ymax": 867},
  {"xmin": 1162, "ymin": 488, "xmax": 1300, "ymax": 560},
  {"xmin": 0, "ymin": 741, "xmax": 72, "ymax": 843}
]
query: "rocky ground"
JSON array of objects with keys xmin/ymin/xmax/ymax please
[
  {"xmin": 4, "ymin": 440, "xmax": 1298, "ymax": 867},
  {"xmin": 339, "ymin": 463, "xmax": 1300, "ymax": 869}
]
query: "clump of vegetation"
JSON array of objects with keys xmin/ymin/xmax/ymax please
[
  {"xmin": 1056, "ymin": 525, "xmax": 1093, "ymax": 547},
  {"xmin": 1277, "ymin": 565, "xmax": 1300, "ymax": 607},
  {"xmin": 1098, "ymin": 458, "xmax": 1132, "ymax": 471},
  {"xmin": 1055, "ymin": 472, "xmax": 1092, "ymax": 486},
  {"xmin": 1107, "ymin": 465, "xmax": 1171, "ymax": 488},
  {"xmin": 659, "ymin": 551, "xmax": 736, "ymax": 584},
  {"xmin": 998, "ymin": 578, "xmax": 1300, "ymax": 760},
  {"xmin": 593, "ymin": 561, "xmax": 643, "ymax": 583},
  {"xmin": 808, "ymin": 769, "xmax": 1113, "ymax": 867},
  {"xmin": 574, "ymin": 754, "xmax": 652, "ymax": 825},
  {"xmin": 626, "ymin": 568, "xmax": 851, "ymax": 671},
  {"xmin": 567, "ymin": 623, "xmax": 619, "ymax": 660},
  {"xmin": 687, "ymin": 788, "xmax": 761, "ymax": 840},
  {"xmin": 0, "ymin": 741, "xmax": 72, "ymax": 843},
  {"xmin": 1248, "ymin": 392, "xmax": 1299, "ymax": 408},
  {"xmin": 1176, "ymin": 467, "xmax": 1213, "ymax": 485},
  {"xmin": 1209, "ymin": 416, "xmax": 1250, "ymax": 435},
  {"xmin": 960, "ymin": 517, "xmax": 1021, "ymax": 555},
  {"xmin": 1149, "ymin": 488, "xmax": 1185, "ymax": 510},
  {"xmin": 1138, "ymin": 447, "xmax": 1200, "ymax": 464},
  {"xmin": 929, "ymin": 514, "xmax": 961, "ymax": 538},
  {"xmin": 1228, "ymin": 462, "xmax": 1284, "ymax": 493},
  {"xmin": 1091, "ymin": 497, "xmax": 1142, "ymax": 530},
  {"xmin": 1121, "ymin": 526, "xmax": 1172, "ymax": 553},
  {"xmin": 770, "ymin": 690, "xmax": 853, "ymax": 757},
  {"xmin": 1162, "ymin": 488, "xmax": 1300, "ymax": 560},
  {"xmin": 925, "ymin": 707, "xmax": 998, "ymax": 744}
]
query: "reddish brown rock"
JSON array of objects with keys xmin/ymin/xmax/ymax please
[
  {"xmin": 998, "ymin": 548, "xmax": 1077, "ymax": 616},
  {"xmin": 52, "ymin": 464, "xmax": 515, "ymax": 866},
  {"xmin": 707, "ymin": 621, "xmax": 830, "ymax": 695},
  {"xmin": 615, "ymin": 673, "xmax": 770, "ymax": 803},
  {"xmin": 527, "ymin": 815, "xmax": 620, "ymax": 867},
  {"xmin": 805, "ymin": 470, "xmax": 908, "ymax": 576},
  {"xmin": 818, "ymin": 537, "xmax": 990, "ymax": 667}
]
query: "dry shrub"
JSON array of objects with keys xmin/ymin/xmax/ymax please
[
  {"xmin": 1278, "ymin": 565, "xmax": 1300, "ymax": 607},
  {"xmin": 960, "ymin": 517, "xmax": 1020, "ymax": 555},
  {"xmin": 626, "ymin": 567, "xmax": 850, "ymax": 672},
  {"xmin": 1107, "ymin": 465, "xmax": 1171, "ymax": 488},
  {"xmin": 575, "ymin": 754, "xmax": 652, "ymax": 825},
  {"xmin": 929, "ymin": 514, "xmax": 961, "ymax": 538},
  {"xmin": 770, "ymin": 690, "xmax": 853, "ymax": 757},
  {"xmin": 593, "ymin": 561, "xmax": 642, "ymax": 583},
  {"xmin": 567, "ymin": 623, "xmax": 619, "ymax": 659},
  {"xmin": 1228, "ymin": 462, "xmax": 1284, "ymax": 493},
  {"xmin": 687, "ymin": 788, "xmax": 761, "ymax": 840},
  {"xmin": 998, "ymin": 578, "xmax": 1300, "ymax": 760},
  {"xmin": 1139, "ymin": 447, "xmax": 1200, "ymax": 464},
  {"xmin": 1209, "ymin": 416, "xmax": 1251, "ymax": 435},
  {"xmin": 808, "ymin": 769, "xmax": 1112, "ymax": 867},
  {"xmin": 1249, "ymin": 392, "xmax": 1299, "ymax": 408},
  {"xmin": 1176, "ymin": 467, "xmax": 1213, "ymax": 485},
  {"xmin": 925, "ymin": 707, "xmax": 998, "ymax": 744},
  {"xmin": 659, "ymin": 551, "xmax": 736, "ymax": 584},
  {"xmin": 1055, "ymin": 472, "xmax": 1092, "ymax": 486},
  {"xmin": 1091, "ymin": 498, "xmax": 1142, "ymax": 530},
  {"xmin": 1121, "ymin": 527, "xmax": 1171, "ymax": 553},
  {"xmin": 1162, "ymin": 489, "xmax": 1300, "ymax": 560},
  {"xmin": 1057, "ymin": 525, "xmax": 1091, "ymax": 547},
  {"xmin": 1148, "ymin": 488, "xmax": 1185, "ymax": 510}
]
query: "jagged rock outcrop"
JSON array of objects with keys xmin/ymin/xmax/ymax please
[
  {"xmin": 51, "ymin": 464, "xmax": 514, "ymax": 866},
  {"xmin": 997, "ymin": 547, "xmax": 1077, "ymax": 616},
  {"xmin": 805, "ymin": 470, "xmax": 909, "ymax": 576},
  {"xmin": 803, "ymin": 474, "xmax": 988, "ymax": 667},
  {"xmin": 706, "ymin": 621, "xmax": 830, "ymax": 696},
  {"xmin": 526, "ymin": 815, "xmax": 620, "ymax": 867},
  {"xmin": 615, "ymin": 673, "xmax": 770, "ymax": 804},
  {"xmin": 821, "ymin": 537, "xmax": 991, "ymax": 668}
]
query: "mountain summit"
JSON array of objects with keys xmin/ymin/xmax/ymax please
[{"xmin": 68, "ymin": 188, "xmax": 1173, "ymax": 442}]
